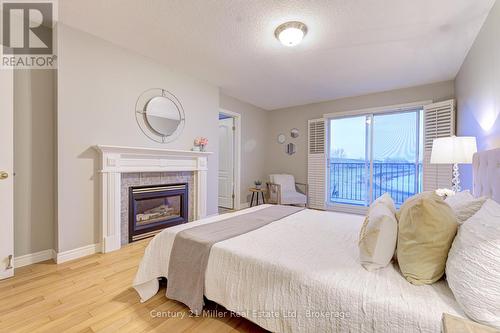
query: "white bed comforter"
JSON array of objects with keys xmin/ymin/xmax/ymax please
[{"xmin": 133, "ymin": 205, "xmax": 465, "ymax": 333}]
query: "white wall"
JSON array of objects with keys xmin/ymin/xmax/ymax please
[
  {"xmin": 57, "ymin": 25, "xmax": 219, "ymax": 252},
  {"xmin": 455, "ymin": 0, "xmax": 500, "ymax": 190},
  {"xmin": 219, "ymin": 93, "xmax": 269, "ymax": 204},
  {"xmin": 14, "ymin": 69, "xmax": 56, "ymax": 256},
  {"xmin": 265, "ymin": 81, "xmax": 455, "ymax": 183}
]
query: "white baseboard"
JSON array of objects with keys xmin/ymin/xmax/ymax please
[
  {"xmin": 14, "ymin": 249, "xmax": 56, "ymax": 268},
  {"xmin": 14, "ymin": 243, "xmax": 103, "ymax": 268},
  {"xmin": 55, "ymin": 243, "xmax": 101, "ymax": 264},
  {"xmin": 240, "ymin": 202, "xmax": 250, "ymax": 209}
]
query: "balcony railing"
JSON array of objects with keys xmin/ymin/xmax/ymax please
[{"xmin": 330, "ymin": 162, "xmax": 422, "ymax": 206}]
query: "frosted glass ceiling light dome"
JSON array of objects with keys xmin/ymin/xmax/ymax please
[{"xmin": 275, "ymin": 21, "xmax": 307, "ymax": 47}]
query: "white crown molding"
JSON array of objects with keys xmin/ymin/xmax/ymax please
[
  {"xmin": 94, "ymin": 145, "xmax": 211, "ymax": 253},
  {"xmin": 55, "ymin": 244, "xmax": 101, "ymax": 264},
  {"xmin": 14, "ymin": 249, "xmax": 56, "ymax": 268}
]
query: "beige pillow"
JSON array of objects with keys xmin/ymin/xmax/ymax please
[
  {"xmin": 359, "ymin": 195, "xmax": 398, "ymax": 271},
  {"xmin": 397, "ymin": 192, "xmax": 458, "ymax": 285}
]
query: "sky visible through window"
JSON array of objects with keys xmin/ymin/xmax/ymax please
[
  {"xmin": 330, "ymin": 116, "xmax": 367, "ymax": 161},
  {"xmin": 330, "ymin": 110, "xmax": 423, "ymax": 162}
]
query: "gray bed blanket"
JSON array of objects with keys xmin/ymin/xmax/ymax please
[{"xmin": 166, "ymin": 205, "xmax": 304, "ymax": 314}]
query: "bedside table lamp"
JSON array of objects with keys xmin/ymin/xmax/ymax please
[{"xmin": 430, "ymin": 136, "xmax": 477, "ymax": 192}]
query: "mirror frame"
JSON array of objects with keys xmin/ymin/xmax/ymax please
[{"xmin": 135, "ymin": 88, "xmax": 185, "ymax": 143}]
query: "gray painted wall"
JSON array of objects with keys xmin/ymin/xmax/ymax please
[
  {"xmin": 219, "ymin": 93, "xmax": 269, "ymax": 204},
  {"xmin": 265, "ymin": 81, "xmax": 455, "ymax": 184},
  {"xmin": 56, "ymin": 25, "xmax": 220, "ymax": 252},
  {"xmin": 14, "ymin": 69, "xmax": 56, "ymax": 256},
  {"xmin": 455, "ymin": 0, "xmax": 500, "ymax": 190}
]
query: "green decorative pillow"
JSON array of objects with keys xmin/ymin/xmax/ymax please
[{"xmin": 397, "ymin": 192, "xmax": 458, "ymax": 285}]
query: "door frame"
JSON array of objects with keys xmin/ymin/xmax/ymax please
[
  {"xmin": 219, "ymin": 108, "xmax": 241, "ymax": 210},
  {"xmin": 0, "ymin": 66, "xmax": 14, "ymax": 279},
  {"xmin": 324, "ymin": 100, "xmax": 431, "ymax": 215}
]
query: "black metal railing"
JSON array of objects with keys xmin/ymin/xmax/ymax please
[{"xmin": 330, "ymin": 162, "xmax": 422, "ymax": 206}]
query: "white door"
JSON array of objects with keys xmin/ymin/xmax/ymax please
[
  {"xmin": 0, "ymin": 68, "xmax": 14, "ymax": 279},
  {"xmin": 218, "ymin": 117, "xmax": 235, "ymax": 209}
]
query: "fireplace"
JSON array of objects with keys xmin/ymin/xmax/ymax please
[
  {"xmin": 129, "ymin": 183, "xmax": 188, "ymax": 242},
  {"xmin": 96, "ymin": 145, "xmax": 209, "ymax": 253}
]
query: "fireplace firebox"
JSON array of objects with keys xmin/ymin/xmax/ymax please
[{"xmin": 129, "ymin": 183, "xmax": 188, "ymax": 242}]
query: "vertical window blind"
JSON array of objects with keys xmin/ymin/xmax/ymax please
[
  {"xmin": 423, "ymin": 100, "xmax": 455, "ymax": 191},
  {"xmin": 307, "ymin": 118, "xmax": 326, "ymax": 209}
]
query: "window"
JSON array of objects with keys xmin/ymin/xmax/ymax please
[{"xmin": 327, "ymin": 107, "xmax": 423, "ymax": 209}]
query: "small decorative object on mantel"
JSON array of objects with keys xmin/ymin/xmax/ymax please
[
  {"xmin": 135, "ymin": 88, "xmax": 185, "ymax": 143},
  {"xmin": 254, "ymin": 180, "xmax": 262, "ymax": 190},
  {"xmin": 192, "ymin": 137, "xmax": 208, "ymax": 152}
]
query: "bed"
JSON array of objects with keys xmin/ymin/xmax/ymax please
[
  {"xmin": 133, "ymin": 148, "xmax": 500, "ymax": 333},
  {"xmin": 134, "ymin": 206, "xmax": 464, "ymax": 332}
]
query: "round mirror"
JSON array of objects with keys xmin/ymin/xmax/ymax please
[
  {"xmin": 135, "ymin": 88, "xmax": 185, "ymax": 143},
  {"xmin": 145, "ymin": 96, "xmax": 181, "ymax": 136}
]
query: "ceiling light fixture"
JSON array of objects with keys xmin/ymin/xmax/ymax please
[{"xmin": 274, "ymin": 21, "xmax": 307, "ymax": 47}]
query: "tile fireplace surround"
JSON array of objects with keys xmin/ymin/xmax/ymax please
[
  {"xmin": 121, "ymin": 172, "xmax": 195, "ymax": 245},
  {"xmin": 95, "ymin": 145, "xmax": 212, "ymax": 253}
]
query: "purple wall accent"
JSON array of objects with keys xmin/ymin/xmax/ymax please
[{"xmin": 455, "ymin": 1, "xmax": 500, "ymax": 190}]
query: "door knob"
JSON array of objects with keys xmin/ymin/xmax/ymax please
[{"xmin": 0, "ymin": 171, "xmax": 8, "ymax": 180}]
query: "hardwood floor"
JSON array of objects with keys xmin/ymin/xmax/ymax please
[{"xmin": 0, "ymin": 240, "xmax": 267, "ymax": 333}]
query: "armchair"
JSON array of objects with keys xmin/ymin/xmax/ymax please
[{"xmin": 267, "ymin": 174, "xmax": 308, "ymax": 207}]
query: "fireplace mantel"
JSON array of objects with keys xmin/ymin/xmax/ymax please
[{"xmin": 94, "ymin": 145, "xmax": 212, "ymax": 253}]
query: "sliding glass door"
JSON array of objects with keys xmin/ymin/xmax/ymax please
[
  {"xmin": 328, "ymin": 108, "xmax": 423, "ymax": 210},
  {"xmin": 329, "ymin": 115, "xmax": 371, "ymax": 206},
  {"xmin": 371, "ymin": 111, "xmax": 423, "ymax": 205}
]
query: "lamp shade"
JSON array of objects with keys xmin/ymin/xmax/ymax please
[{"xmin": 430, "ymin": 136, "xmax": 477, "ymax": 164}]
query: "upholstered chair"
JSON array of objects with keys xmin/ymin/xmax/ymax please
[{"xmin": 267, "ymin": 174, "xmax": 308, "ymax": 207}]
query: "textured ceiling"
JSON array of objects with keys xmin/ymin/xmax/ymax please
[{"xmin": 59, "ymin": 0, "xmax": 496, "ymax": 110}]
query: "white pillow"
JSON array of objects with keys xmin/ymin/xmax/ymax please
[
  {"xmin": 446, "ymin": 199, "xmax": 500, "ymax": 329},
  {"xmin": 359, "ymin": 194, "xmax": 398, "ymax": 271},
  {"xmin": 445, "ymin": 190, "xmax": 487, "ymax": 224},
  {"xmin": 445, "ymin": 190, "xmax": 474, "ymax": 205},
  {"xmin": 372, "ymin": 193, "xmax": 397, "ymax": 214}
]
